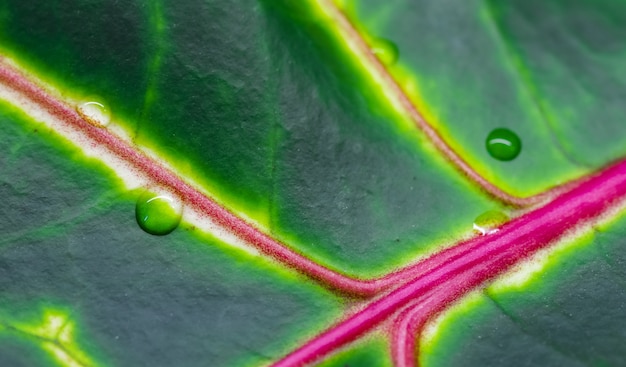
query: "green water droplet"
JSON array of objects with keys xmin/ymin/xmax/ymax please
[
  {"xmin": 486, "ymin": 128, "xmax": 521, "ymax": 161},
  {"xmin": 135, "ymin": 191, "xmax": 182, "ymax": 236},
  {"xmin": 473, "ymin": 210, "xmax": 509, "ymax": 235},
  {"xmin": 77, "ymin": 101, "xmax": 110, "ymax": 127},
  {"xmin": 371, "ymin": 38, "xmax": 399, "ymax": 66},
  {"xmin": 475, "ymin": 210, "xmax": 509, "ymax": 227}
]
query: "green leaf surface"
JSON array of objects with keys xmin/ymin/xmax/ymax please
[
  {"xmin": 317, "ymin": 334, "xmax": 392, "ymax": 367},
  {"xmin": 1, "ymin": 0, "xmax": 626, "ymax": 366},
  {"xmin": 0, "ymin": 105, "xmax": 343, "ymax": 366},
  {"xmin": 345, "ymin": 0, "xmax": 601, "ymax": 195},
  {"xmin": 423, "ymin": 213, "xmax": 626, "ymax": 367},
  {"xmin": 0, "ymin": 0, "xmax": 505, "ymax": 276}
]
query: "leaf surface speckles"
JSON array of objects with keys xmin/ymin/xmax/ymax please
[{"xmin": 1, "ymin": 0, "xmax": 626, "ymax": 366}]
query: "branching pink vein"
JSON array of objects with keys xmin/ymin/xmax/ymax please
[
  {"xmin": 390, "ymin": 271, "xmax": 485, "ymax": 367},
  {"xmin": 317, "ymin": 0, "xmax": 584, "ymax": 207},
  {"xmin": 270, "ymin": 158, "xmax": 626, "ymax": 366},
  {"xmin": 0, "ymin": 58, "xmax": 477, "ymax": 298},
  {"xmin": 0, "ymin": 59, "xmax": 375, "ymax": 296},
  {"xmin": 3, "ymin": 7, "xmax": 625, "ymax": 365}
]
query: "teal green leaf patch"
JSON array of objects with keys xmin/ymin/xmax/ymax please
[
  {"xmin": 0, "ymin": 105, "xmax": 343, "ymax": 366},
  {"xmin": 261, "ymin": 2, "xmax": 502, "ymax": 276},
  {"xmin": 422, "ymin": 213, "xmax": 626, "ymax": 367},
  {"xmin": 3, "ymin": 0, "xmax": 626, "ymax": 366},
  {"xmin": 488, "ymin": 0, "xmax": 626, "ymax": 168},
  {"xmin": 317, "ymin": 334, "xmax": 392, "ymax": 367},
  {"xmin": 344, "ymin": 0, "xmax": 592, "ymax": 196},
  {"xmin": 0, "ymin": 0, "xmax": 504, "ymax": 277}
]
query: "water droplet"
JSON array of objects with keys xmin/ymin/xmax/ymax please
[
  {"xmin": 473, "ymin": 210, "xmax": 509, "ymax": 236},
  {"xmin": 135, "ymin": 190, "xmax": 182, "ymax": 236},
  {"xmin": 486, "ymin": 128, "xmax": 521, "ymax": 161},
  {"xmin": 371, "ymin": 38, "xmax": 399, "ymax": 66},
  {"xmin": 77, "ymin": 101, "xmax": 110, "ymax": 127}
]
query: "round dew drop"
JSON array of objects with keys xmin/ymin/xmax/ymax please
[
  {"xmin": 135, "ymin": 191, "xmax": 182, "ymax": 236},
  {"xmin": 371, "ymin": 38, "xmax": 399, "ymax": 66},
  {"xmin": 77, "ymin": 101, "xmax": 111, "ymax": 127},
  {"xmin": 473, "ymin": 210, "xmax": 509, "ymax": 235},
  {"xmin": 486, "ymin": 128, "xmax": 522, "ymax": 161}
]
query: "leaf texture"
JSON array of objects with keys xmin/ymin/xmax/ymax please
[{"xmin": 1, "ymin": 0, "xmax": 626, "ymax": 366}]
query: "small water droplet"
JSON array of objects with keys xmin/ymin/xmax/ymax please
[
  {"xmin": 473, "ymin": 210, "xmax": 509, "ymax": 236},
  {"xmin": 135, "ymin": 190, "xmax": 182, "ymax": 236},
  {"xmin": 486, "ymin": 128, "xmax": 521, "ymax": 161},
  {"xmin": 77, "ymin": 101, "xmax": 110, "ymax": 127},
  {"xmin": 371, "ymin": 38, "xmax": 399, "ymax": 66}
]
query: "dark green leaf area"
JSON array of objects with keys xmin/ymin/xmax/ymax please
[
  {"xmin": 133, "ymin": 0, "xmax": 281, "ymax": 217},
  {"xmin": 0, "ymin": 107, "xmax": 115, "ymax": 240},
  {"xmin": 348, "ymin": 0, "xmax": 586, "ymax": 196},
  {"xmin": 424, "ymin": 215, "xmax": 626, "ymax": 367},
  {"xmin": 422, "ymin": 296, "xmax": 586, "ymax": 367},
  {"xmin": 490, "ymin": 0, "xmax": 626, "ymax": 168},
  {"xmin": 0, "ymin": 109, "xmax": 342, "ymax": 367},
  {"xmin": 0, "ymin": 336, "xmax": 57, "ymax": 367},
  {"xmin": 0, "ymin": 0, "xmax": 280, "ymax": 220},
  {"xmin": 0, "ymin": 0, "xmax": 501, "ymax": 275},
  {"xmin": 260, "ymin": 1, "xmax": 500, "ymax": 276},
  {"xmin": 317, "ymin": 335, "xmax": 392, "ymax": 367},
  {"xmin": 0, "ymin": 0, "xmax": 153, "ymax": 125}
]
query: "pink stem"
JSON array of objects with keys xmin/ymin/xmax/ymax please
[{"xmin": 271, "ymin": 158, "xmax": 626, "ymax": 366}]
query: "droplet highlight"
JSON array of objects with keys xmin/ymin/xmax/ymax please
[
  {"xmin": 486, "ymin": 128, "xmax": 521, "ymax": 161},
  {"xmin": 77, "ymin": 101, "xmax": 110, "ymax": 127},
  {"xmin": 473, "ymin": 210, "xmax": 509, "ymax": 236},
  {"xmin": 371, "ymin": 38, "xmax": 399, "ymax": 66},
  {"xmin": 135, "ymin": 190, "xmax": 182, "ymax": 236}
]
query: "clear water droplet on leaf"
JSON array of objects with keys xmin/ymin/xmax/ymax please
[
  {"xmin": 473, "ymin": 210, "xmax": 509, "ymax": 236},
  {"xmin": 135, "ymin": 190, "xmax": 182, "ymax": 236},
  {"xmin": 486, "ymin": 128, "xmax": 521, "ymax": 161},
  {"xmin": 77, "ymin": 101, "xmax": 111, "ymax": 127},
  {"xmin": 371, "ymin": 38, "xmax": 399, "ymax": 66}
]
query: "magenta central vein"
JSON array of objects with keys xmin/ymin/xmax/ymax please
[
  {"xmin": 390, "ymin": 270, "xmax": 487, "ymax": 367},
  {"xmin": 3, "ymin": 54, "xmax": 626, "ymax": 367},
  {"xmin": 392, "ymin": 301, "xmax": 431, "ymax": 367},
  {"xmin": 271, "ymin": 159, "xmax": 626, "ymax": 366}
]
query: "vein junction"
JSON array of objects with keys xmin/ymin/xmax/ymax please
[
  {"xmin": 1, "ymin": 2, "xmax": 625, "ymax": 363},
  {"xmin": 0, "ymin": 308, "xmax": 97, "ymax": 367}
]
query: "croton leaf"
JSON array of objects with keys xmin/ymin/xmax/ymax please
[{"xmin": 0, "ymin": 0, "xmax": 625, "ymax": 366}]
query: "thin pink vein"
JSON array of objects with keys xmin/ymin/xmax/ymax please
[
  {"xmin": 270, "ymin": 158, "xmax": 626, "ymax": 366},
  {"xmin": 0, "ymin": 58, "xmax": 485, "ymax": 298},
  {"xmin": 2, "ymin": 58, "xmax": 572, "ymax": 299},
  {"xmin": 319, "ymin": 0, "xmax": 583, "ymax": 207},
  {"xmin": 3, "ymin": 34, "xmax": 626, "ymax": 367},
  {"xmin": 0, "ymin": 59, "xmax": 376, "ymax": 296}
]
